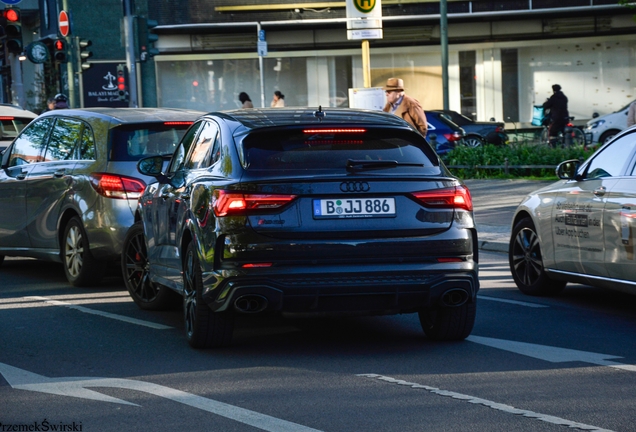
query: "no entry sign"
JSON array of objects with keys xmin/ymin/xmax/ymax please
[{"xmin": 59, "ymin": 10, "xmax": 70, "ymax": 37}]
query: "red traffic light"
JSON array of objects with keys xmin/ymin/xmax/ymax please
[
  {"xmin": 3, "ymin": 9, "xmax": 19, "ymax": 22},
  {"xmin": 117, "ymin": 75, "xmax": 126, "ymax": 91},
  {"xmin": 54, "ymin": 39, "xmax": 65, "ymax": 51}
]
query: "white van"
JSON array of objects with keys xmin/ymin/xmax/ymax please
[{"xmin": 584, "ymin": 101, "xmax": 634, "ymax": 145}]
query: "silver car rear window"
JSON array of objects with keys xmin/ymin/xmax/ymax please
[{"xmin": 110, "ymin": 123, "xmax": 192, "ymax": 161}]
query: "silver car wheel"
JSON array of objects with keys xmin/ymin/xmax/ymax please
[
  {"xmin": 511, "ymin": 227, "xmax": 543, "ymax": 286},
  {"xmin": 64, "ymin": 224, "xmax": 84, "ymax": 278}
]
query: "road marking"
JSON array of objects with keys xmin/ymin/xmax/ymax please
[
  {"xmin": 477, "ymin": 295, "xmax": 549, "ymax": 308},
  {"xmin": 358, "ymin": 374, "xmax": 615, "ymax": 432},
  {"xmin": 23, "ymin": 296, "xmax": 172, "ymax": 330},
  {"xmin": 468, "ymin": 336, "xmax": 636, "ymax": 372},
  {"xmin": 0, "ymin": 362, "xmax": 322, "ymax": 432}
]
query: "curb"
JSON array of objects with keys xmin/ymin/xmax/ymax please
[{"xmin": 478, "ymin": 240, "xmax": 508, "ymax": 253}]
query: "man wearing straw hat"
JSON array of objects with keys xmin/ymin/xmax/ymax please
[{"xmin": 382, "ymin": 78, "xmax": 428, "ymax": 136}]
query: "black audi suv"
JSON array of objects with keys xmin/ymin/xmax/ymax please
[{"xmin": 122, "ymin": 108, "xmax": 479, "ymax": 348}]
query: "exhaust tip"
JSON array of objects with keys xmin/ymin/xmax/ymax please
[
  {"xmin": 234, "ymin": 295, "xmax": 268, "ymax": 313},
  {"xmin": 440, "ymin": 288, "xmax": 469, "ymax": 307}
]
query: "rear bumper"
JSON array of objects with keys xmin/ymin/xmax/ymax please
[{"xmin": 203, "ymin": 266, "xmax": 478, "ymax": 315}]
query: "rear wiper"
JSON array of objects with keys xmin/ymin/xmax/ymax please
[{"xmin": 346, "ymin": 159, "xmax": 424, "ymax": 172}]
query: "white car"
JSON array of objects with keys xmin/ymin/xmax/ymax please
[
  {"xmin": 509, "ymin": 126, "xmax": 636, "ymax": 296},
  {"xmin": 0, "ymin": 104, "xmax": 38, "ymax": 153},
  {"xmin": 584, "ymin": 101, "xmax": 634, "ymax": 146}
]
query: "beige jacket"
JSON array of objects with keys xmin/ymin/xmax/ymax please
[{"xmin": 383, "ymin": 94, "xmax": 428, "ymax": 135}]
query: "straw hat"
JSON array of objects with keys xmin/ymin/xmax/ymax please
[{"xmin": 383, "ymin": 78, "xmax": 405, "ymax": 92}]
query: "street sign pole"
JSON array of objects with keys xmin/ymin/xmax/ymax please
[
  {"xmin": 257, "ymin": 23, "xmax": 265, "ymax": 108},
  {"xmin": 123, "ymin": 0, "xmax": 138, "ymax": 107}
]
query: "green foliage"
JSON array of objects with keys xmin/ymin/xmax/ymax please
[{"xmin": 442, "ymin": 144, "xmax": 594, "ymax": 179}]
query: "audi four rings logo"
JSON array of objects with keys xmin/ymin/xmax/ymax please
[{"xmin": 340, "ymin": 181, "xmax": 370, "ymax": 192}]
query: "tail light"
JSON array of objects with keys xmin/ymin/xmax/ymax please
[
  {"xmin": 90, "ymin": 173, "xmax": 146, "ymax": 200},
  {"xmin": 443, "ymin": 132, "xmax": 463, "ymax": 142},
  {"xmin": 411, "ymin": 186, "xmax": 473, "ymax": 211},
  {"xmin": 212, "ymin": 190, "xmax": 297, "ymax": 217}
]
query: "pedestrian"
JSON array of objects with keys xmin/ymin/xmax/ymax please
[
  {"xmin": 382, "ymin": 78, "xmax": 427, "ymax": 135},
  {"xmin": 543, "ymin": 84, "xmax": 569, "ymax": 143},
  {"xmin": 271, "ymin": 90, "xmax": 285, "ymax": 107},
  {"xmin": 53, "ymin": 93, "xmax": 69, "ymax": 110},
  {"xmin": 627, "ymin": 100, "xmax": 636, "ymax": 128},
  {"xmin": 42, "ymin": 97, "xmax": 56, "ymax": 113},
  {"xmin": 239, "ymin": 92, "xmax": 254, "ymax": 108}
]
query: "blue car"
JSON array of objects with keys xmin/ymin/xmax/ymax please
[{"xmin": 424, "ymin": 111, "xmax": 465, "ymax": 155}]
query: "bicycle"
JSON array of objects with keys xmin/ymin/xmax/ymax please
[{"xmin": 539, "ymin": 116, "xmax": 586, "ymax": 148}]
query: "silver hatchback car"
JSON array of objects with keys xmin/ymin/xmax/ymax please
[{"xmin": 0, "ymin": 108, "xmax": 203, "ymax": 286}]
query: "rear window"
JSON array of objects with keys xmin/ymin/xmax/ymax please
[
  {"xmin": 0, "ymin": 116, "xmax": 34, "ymax": 141},
  {"xmin": 110, "ymin": 123, "xmax": 193, "ymax": 161},
  {"xmin": 241, "ymin": 127, "xmax": 437, "ymax": 171}
]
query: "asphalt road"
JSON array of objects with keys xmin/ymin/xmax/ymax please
[{"xmin": 2, "ymin": 179, "xmax": 636, "ymax": 432}]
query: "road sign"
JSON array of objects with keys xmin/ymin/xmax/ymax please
[
  {"xmin": 257, "ymin": 40, "xmax": 267, "ymax": 57},
  {"xmin": 0, "ymin": 0, "xmax": 22, "ymax": 5},
  {"xmin": 59, "ymin": 10, "xmax": 70, "ymax": 37}
]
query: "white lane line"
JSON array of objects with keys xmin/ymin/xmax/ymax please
[
  {"xmin": 0, "ymin": 362, "xmax": 323, "ymax": 432},
  {"xmin": 357, "ymin": 374, "xmax": 615, "ymax": 432},
  {"xmin": 468, "ymin": 336, "xmax": 636, "ymax": 372},
  {"xmin": 477, "ymin": 295, "xmax": 549, "ymax": 308},
  {"xmin": 24, "ymin": 296, "xmax": 172, "ymax": 330}
]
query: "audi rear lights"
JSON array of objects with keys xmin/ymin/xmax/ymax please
[
  {"xmin": 411, "ymin": 186, "xmax": 473, "ymax": 211},
  {"xmin": 212, "ymin": 190, "xmax": 297, "ymax": 217},
  {"xmin": 90, "ymin": 173, "xmax": 146, "ymax": 200}
]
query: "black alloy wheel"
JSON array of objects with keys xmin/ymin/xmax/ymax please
[
  {"xmin": 183, "ymin": 242, "xmax": 234, "ymax": 348},
  {"xmin": 121, "ymin": 222, "xmax": 179, "ymax": 310},
  {"xmin": 509, "ymin": 217, "xmax": 566, "ymax": 296}
]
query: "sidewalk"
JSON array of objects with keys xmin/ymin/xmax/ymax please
[{"xmin": 463, "ymin": 179, "xmax": 554, "ymax": 253}]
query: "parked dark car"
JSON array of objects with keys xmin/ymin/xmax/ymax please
[
  {"xmin": 424, "ymin": 110, "xmax": 465, "ymax": 155},
  {"xmin": 122, "ymin": 107, "xmax": 479, "ymax": 348},
  {"xmin": 432, "ymin": 110, "xmax": 508, "ymax": 147},
  {"xmin": 0, "ymin": 108, "xmax": 203, "ymax": 286}
]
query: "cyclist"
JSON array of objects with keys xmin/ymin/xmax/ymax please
[{"xmin": 543, "ymin": 84, "xmax": 569, "ymax": 146}]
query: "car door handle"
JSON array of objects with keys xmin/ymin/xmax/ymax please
[
  {"xmin": 16, "ymin": 172, "xmax": 27, "ymax": 180},
  {"xmin": 54, "ymin": 169, "xmax": 66, "ymax": 178},
  {"xmin": 593, "ymin": 186, "xmax": 607, "ymax": 197}
]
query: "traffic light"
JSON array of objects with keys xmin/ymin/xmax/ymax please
[
  {"xmin": 3, "ymin": 7, "xmax": 22, "ymax": 54},
  {"xmin": 53, "ymin": 39, "xmax": 68, "ymax": 63},
  {"xmin": 137, "ymin": 17, "xmax": 159, "ymax": 62},
  {"xmin": 116, "ymin": 64, "xmax": 128, "ymax": 101},
  {"xmin": 78, "ymin": 39, "xmax": 92, "ymax": 71}
]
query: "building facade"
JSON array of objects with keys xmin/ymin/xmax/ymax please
[{"xmin": 7, "ymin": 1, "xmax": 636, "ymax": 124}]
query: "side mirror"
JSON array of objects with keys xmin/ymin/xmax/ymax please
[
  {"xmin": 592, "ymin": 112, "xmax": 599, "ymax": 118},
  {"xmin": 556, "ymin": 159, "xmax": 580, "ymax": 180},
  {"xmin": 137, "ymin": 155, "xmax": 164, "ymax": 177}
]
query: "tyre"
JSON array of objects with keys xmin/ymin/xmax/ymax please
[
  {"xmin": 509, "ymin": 217, "xmax": 566, "ymax": 296},
  {"xmin": 571, "ymin": 128, "xmax": 586, "ymax": 147},
  {"xmin": 62, "ymin": 216, "xmax": 106, "ymax": 287},
  {"xmin": 183, "ymin": 242, "xmax": 234, "ymax": 348},
  {"xmin": 464, "ymin": 135, "xmax": 483, "ymax": 148},
  {"xmin": 121, "ymin": 222, "xmax": 180, "ymax": 310},
  {"xmin": 599, "ymin": 129, "xmax": 620, "ymax": 146},
  {"xmin": 419, "ymin": 301, "xmax": 476, "ymax": 341}
]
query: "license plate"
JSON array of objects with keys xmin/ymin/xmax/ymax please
[{"xmin": 313, "ymin": 198, "xmax": 396, "ymax": 219}]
